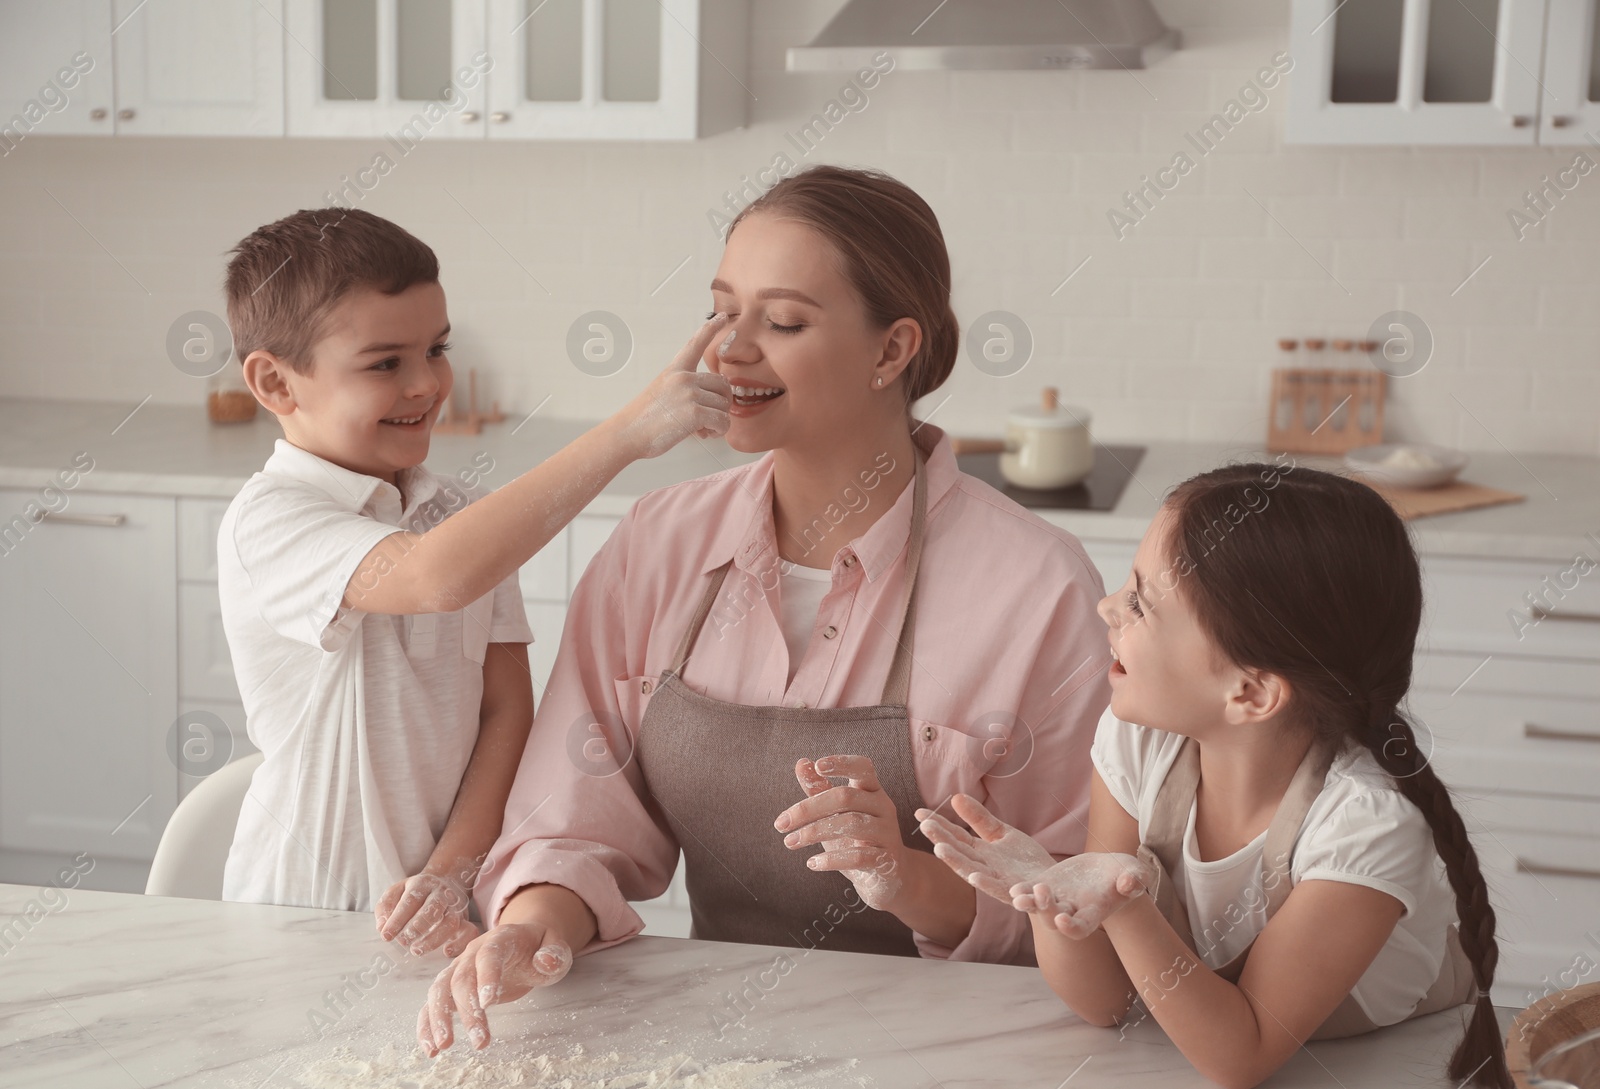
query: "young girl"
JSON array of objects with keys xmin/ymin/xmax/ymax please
[{"xmin": 919, "ymin": 463, "xmax": 1510, "ymax": 1089}]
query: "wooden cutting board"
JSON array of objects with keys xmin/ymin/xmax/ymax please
[{"xmin": 1363, "ymin": 479, "xmax": 1525, "ymax": 520}]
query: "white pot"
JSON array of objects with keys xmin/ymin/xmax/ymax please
[{"xmin": 1000, "ymin": 390, "xmax": 1094, "ymax": 489}]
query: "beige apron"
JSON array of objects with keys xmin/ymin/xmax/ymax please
[
  {"xmin": 635, "ymin": 452, "xmax": 933, "ymax": 956},
  {"xmin": 1134, "ymin": 735, "xmax": 1475, "ymax": 1038}
]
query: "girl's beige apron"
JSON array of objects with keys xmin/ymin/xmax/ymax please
[
  {"xmin": 1134, "ymin": 735, "xmax": 1475, "ymax": 1038},
  {"xmin": 635, "ymin": 453, "xmax": 934, "ymax": 957}
]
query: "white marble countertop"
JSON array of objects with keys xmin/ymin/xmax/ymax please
[
  {"xmin": 0, "ymin": 883, "xmax": 1516, "ymax": 1089},
  {"xmin": 1, "ymin": 396, "xmax": 1594, "ymax": 560}
]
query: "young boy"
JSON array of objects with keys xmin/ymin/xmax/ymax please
[{"xmin": 217, "ymin": 208, "xmax": 730, "ymax": 959}]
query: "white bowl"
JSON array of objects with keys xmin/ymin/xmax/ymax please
[{"xmin": 1344, "ymin": 443, "xmax": 1469, "ymax": 489}]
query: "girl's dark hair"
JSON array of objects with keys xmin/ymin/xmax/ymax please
[
  {"xmin": 1164, "ymin": 462, "xmax": 1509, "ymax": 1089},
  {"xmin": 727, "ymin": 165, "xmax": 958, "ymax": 406}
]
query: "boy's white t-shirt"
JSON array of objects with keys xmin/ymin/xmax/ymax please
[
  {"xmin": 777, "ymin": 560, "xmax": 833, "ymax": 683},
  {"xmin": 1090, "ymin": 708, "xmax": 1460, "ymax": 1027},
  {"xmin": 219, "ymin": 439, "xmax": 533, "ymax": 913}
]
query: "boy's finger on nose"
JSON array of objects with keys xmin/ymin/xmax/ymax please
[{"xmin": 680, "ymin": 312, "xmax": 730, "ymax": 361}]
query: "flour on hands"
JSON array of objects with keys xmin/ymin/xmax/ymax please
[
  {"xmin": 780, "ymin": 756, "xmax": 906, "ymax": 910},
  {"xmin": 375, "ymin": 870, "xmax": 478, "ymax": 958},
  {"xmin": 915, "ymin": 793, "xmax": 1056, "ymax": 902},
  {"xmin": 1012, "ymin": 852, "xmax": 1155, "ymax": 938},
  {"xmin": 419, "ymin": 921, "xmax": 573, "ymax": 1055}
]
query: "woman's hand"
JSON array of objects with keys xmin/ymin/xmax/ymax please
[
  {"xmin": 1012, "ymin": 853, "xmax": 1154, "ymax": 939},
  {"xmin": 915, "ymin": 793, "xmax": 1057, "ymax": 903},
  {"xmin": 416, "ymin": 920, "xmax": 573, "ymax": 1055},
  {"xmin": 777, "ymin": 756, "xmax": 907, "ymax": 909},
  {"xmin": 375, "ymin": 870, "xmax": 478, "ymax": 958},
  {"xmin": 614, "ymin": 313, "xmax": 734, "ymax": 458}
]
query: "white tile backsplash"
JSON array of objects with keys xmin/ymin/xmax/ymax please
[{"xmin": 0, "ymin": 0, "xmax": 1596, "ymax": 456}]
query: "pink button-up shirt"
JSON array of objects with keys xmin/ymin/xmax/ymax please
[{"xmin": 474, "ymin": 424, "xmax": 1111, "ymax": 965}]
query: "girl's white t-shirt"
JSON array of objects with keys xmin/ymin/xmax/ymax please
[
  {"xmin": 777, "ymin": 560, "xmax": 834, "ymax": 683},
  {"xmin": 1090, "ymin": 707, "xmax": 1460, "ymax": 1027}
]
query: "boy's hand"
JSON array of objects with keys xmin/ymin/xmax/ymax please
[
  {"xmin": 915, "ymin": 793, "xmax": 1056, "ymax": 903},
  {"xmin": 418, "ymin": 920, "xmax": 573, "ymax": 1054},
  {"xmin": 615, "ymin": 313, "xmax": 733, "ymax": 459},
  {"xmin": 375, "ymin": 871, "xmax": 479, "ymax": 958}
]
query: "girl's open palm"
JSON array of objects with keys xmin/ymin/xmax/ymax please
[
  {"xmin": 1012, "ymin": 852, "xmax": 1155, "ymax": 938},
  {"xmin": 915, "ymin": 793, "xmax": 1056, "ymax": 902}
]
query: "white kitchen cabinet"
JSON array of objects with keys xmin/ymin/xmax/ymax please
[
  {"xmin": 519, "ymin": 528, "xmax": 569, "ymax": 603},
  {"xmin": 285, "ymin": 0, "xmax": 489, "ymax": 139},
  {"xmin": 483, "ymin": 0, "xmax": 749, "ymax": 140},
  {"xmin": 1287, "ymin": 0, "xmax": 1550, "ymax": 145},
  {"xmin": 0, "ymin": 491, "xmax": 178, "ymax": 864},
  {"xmin": 569, "ymin": 513, "xmax": 621, "ymax": 593},
  {"xmin": 176, "ymin": 496, "xmax": 229, "ymax": 583},
  {"xmin": 1077, "ymin": 537, "xmax": 1135, "ymax": 595},
  {"xmin": 1405, "ymin": 549, "xmax": 1600, "ymax": 1008},
  {"xmin": 523, "ymin": 600, "xmax": 566, "ymax": 697},
  {"xmin": 111, "ymin": 0, "xmax": 285, "ymax": 136},
  {"xmin": 176, "ymin": 699, "xmax": 258, "ymax": 801},
  {"xmin": 3, "ymin": 0, "xmax": 746, "ymax": 142},
  {"xmin": 175, "ymin": 498, "xmax": 251, "ymax": 805},
  {"xmin": 177, "ymin": 582, "xmax": 244, "ymax": 704},
  {"xmin": 1539, "ymin": 0, "xmax": 1600, "ymax": 142},
  {"xmin": 0, "ymin": 0, "xmax": 116, "ymax": 140}
]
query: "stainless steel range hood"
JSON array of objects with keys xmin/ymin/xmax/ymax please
[{"xmin": 786, "ymin": 0, "xmax": 1179, "ymax": 72}]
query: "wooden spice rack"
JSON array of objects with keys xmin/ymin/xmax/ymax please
[{"xmin": 1266, "ymin": 338, "xmax": 1386, "ymax": 456}]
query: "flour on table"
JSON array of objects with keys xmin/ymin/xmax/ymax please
[{"xmin": 260, "ymin": 1040, "xmax": 861, "ymax": 1089}]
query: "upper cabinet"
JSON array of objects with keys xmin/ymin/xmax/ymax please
[
  {"xmin": 0, "ymin": 0, "xmax": 116, "ymax": 138},
  {"xmin": 285, "ymin": 0, "xmax": 748, "ymax": 140},
  {"xmin": 1288, "ymin": 0, "xmax": 1548, "ymax": 144},
  {"xmin": 1, "ymin": 0, "xmax": 747, "ymax": 143},
  {"xmin": 1539, "ymin": 0, "xmax": 1600, "ymax": 143},
  {"xmin": 112, "ymin": 0, "xmax": 285, "ymax": 136},
  {"xmin": 285, "ymin": 0, "xmax": 488, "ymax": 138},
  {"xmin": 482, "ymin": 0, "xmax": 748, "ymax": 140},
  {"xmin": 1288, "ymin": 0, "xmax": 1600, "ymax": 145}
]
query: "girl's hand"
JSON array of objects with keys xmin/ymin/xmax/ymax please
[
  {"xmin": 778, "ymin": 756, "xmax": 907, "ymax": 909},
  {"xmin": 1012, "ymin": 853, "xmax": 1155, "ymax": 939},
  {"xmin": 375, "ymin": 870, "xmax": 479, "ymax": 958},
  {"xmin": 614, "ymin": 313, "xmax": 733, "ymax": 458},
  {"xmin": 417, "ymin": 920, "xmax": 573, "ymax": 1055},
  {"xmin": 915, "ymin": 793, "xmax": 1056, "ymax": 903}
]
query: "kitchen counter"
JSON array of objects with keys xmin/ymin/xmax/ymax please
[
  {"xmin": 1, "ymin": 396, "xmax": 1595, "ymax": 560},
  {"xmin": 0, "ymin": 883, "xmax": 1517, "ymax": 1088}
]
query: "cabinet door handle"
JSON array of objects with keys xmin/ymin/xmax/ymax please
[
  {"xmin": 1518, "ymin": 858, "xmax": 1600, "ymax": 882},
  {"xmin": 1530, "ymin": 604, "xmax": 1600, "ymax": 624},
  {"xmin": 117, "ymin": 108, "xmax": 135, "ymax": 121},
  {"xmin": 90, "ymin": 107, "xmax": 108, "ymax": 121},
  {"xmin": 1524, "ymin": 722, "xmax": 1600, "ymax": 744},
  {"xmin": 38, "ymin": 512, "xmax": 127, "ymax": 528},
  {"xmin": 1552, "ymin": 116, "xmax": 1576, "ymax": 128},
  {"xmin": 491, "ymin": 111, "xmax": 510, "ymax": 122},
  {"xmin": 459, "ymin": 111, "xmax": 481, "ymax": 123},
  {"xmin": 1512, "ymin": 115, "xmax": 1533, "ymax": 127}
]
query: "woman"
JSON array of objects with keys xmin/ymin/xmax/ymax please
[{"xmin": 418, "ymin": 166, "xmax": 1112, "ymax": 1054}]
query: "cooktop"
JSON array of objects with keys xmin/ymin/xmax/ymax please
[{"xmin": 955, "ymin": 444, "xmax": 1146, "ymax": 512}]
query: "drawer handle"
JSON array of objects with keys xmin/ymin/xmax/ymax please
[
  {"xmin": 1524, "ymin": 722, "xmax": 1600, "ymax": 744},
  {"xmin": 1530, "ymin": 604, "xmax": 1600, "ymax": 625},
  {"xmin": 1517, "ymin": 858, "xmax": 1600, "ymax": 882},
  {"xmin": 38, "ymin": 512, "xmax": 127, "ymax": 528}
]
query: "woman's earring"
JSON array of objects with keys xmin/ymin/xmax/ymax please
[{"xmin": 875, "ymin": 376, "xmax": 884, "ymax": 387}]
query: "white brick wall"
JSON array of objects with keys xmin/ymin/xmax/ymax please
[{"xmin": 0, "ymin": 0, "xmax": 1595, "ymax": 456}]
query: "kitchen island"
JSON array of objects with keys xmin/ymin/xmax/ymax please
[{"xmin": 0, "ymin": 883, "xmax": 1514, "ymax": 1088}]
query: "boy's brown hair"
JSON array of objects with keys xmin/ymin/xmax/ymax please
[{"xmin": 224, "ymin": 208, "xmax": 439, "ymax": 374}]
